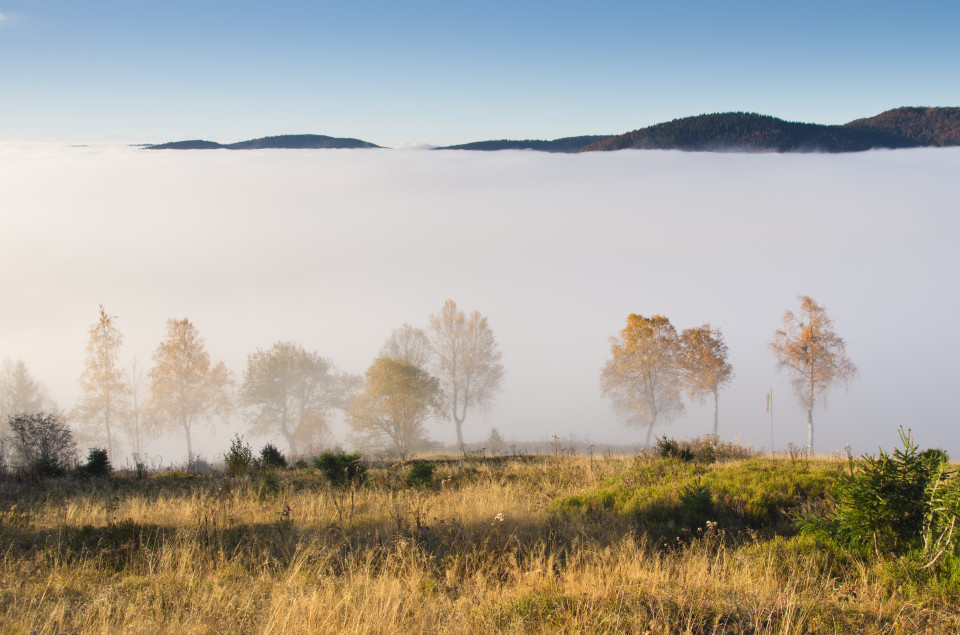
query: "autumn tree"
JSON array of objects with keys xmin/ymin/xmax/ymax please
[
  {"xmin": 769, "ymin": 296, "xmax": 858, "ymax": 454},
  {"xmin": 347, "ymin": 357, "xmax": 439, "ymax": 458},
  {"xmin": 380, "ymin": 324, "xmax": 432, "ymax": 370},
  {"xmin": 679, "ymin": 324, "xmax": 733, "ymax": 438},
  {"xmin": 148, "ymin": 318, "xmax": 233, "ymax": 460},
  {"xmin": 600, "ymin": 314, "xmax": 685, "ymax": 446},
  {"xmin": 239, "ymin": 341, "xmax": 359, "ymax": 457},
  {"xmin": 74, "ymin": 305, "xmax": 127, "ymax": 457},
  {"xmin": 429, "ymin": 299, "xmax": 504, "ymax": 447}
]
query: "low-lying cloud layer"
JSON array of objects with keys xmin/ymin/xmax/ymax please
[{"xmin": 1, "ymin": 145, "xmax": 957, "ymax": 460}]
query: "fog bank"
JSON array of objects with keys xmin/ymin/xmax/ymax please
[{"xmin": 1, "ymin": 145, "xmax": 957, "ymax": 461}]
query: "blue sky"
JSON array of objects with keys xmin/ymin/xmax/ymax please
[{"xmin": 1, "ymin": 1, "xmax": 959, "ymax": 145}]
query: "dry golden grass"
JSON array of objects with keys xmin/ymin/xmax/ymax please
[{"xmin": 1, "ymin": 455, "xmax": 958, "ymax": 633}]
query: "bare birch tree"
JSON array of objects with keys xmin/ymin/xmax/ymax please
[
  {"xmin": 600, "ymin": 314, "xmax": 685, "ymax": 446},
  {"xmin": 120, "ymin": 356, "xmax": 154, "ymax": 461},
  {"xmin": 679, "ymin": 324, "xmax": 733, "ymax": 439},
  {"xmin": 429, "ymin": 299, "xmax": 504, "ymax": 447},
  {"xmin": 769, "ymin": 296, "xmax": 857, "ymax": 454},
  {"xmin": 380, "ymin": 324, "xmax": 432, "ymax": 370},
  {"xmin": 148, "ymin": 318, "xmax": 233, "ymax": 461}
]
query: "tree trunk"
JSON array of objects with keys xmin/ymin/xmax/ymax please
[
  {"xmin": 807, "ymin": 376, "xmax": 815, "ymax": 454},
  {"xmin": 645, "ymin": 423, "xmax": 654, "ymax": 447},
  {"xmin": 455, "ymin": 417, "xmax": 464, "ymax": 448},
  {"xmin": 713, "ymin": 390, "xmax": 719, "ymax": 439},
  {"xmin": 280, "ymin": 406, "xmax": 297, "ymax": 458},
  {"xmin": 105, "ymin": 411, "xmax": 113, "ymax": 460},
  {"xmin": 183, "ymin": 419, "xmax": 193, "ymax": 465}
]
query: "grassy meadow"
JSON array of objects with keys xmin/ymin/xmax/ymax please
[{"xmin": 2, "ymin": 449, "xmax": 959, "ymax": 633}]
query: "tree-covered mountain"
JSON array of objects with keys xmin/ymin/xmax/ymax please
[
  {"xmin": 844, "ymin": 107, "xmax": 960, "ymax": 147},
  {"xmin": 434, "ymin": 135, "xmax": 611, "ymax": 153},
  {"xmin": 143, "ymin": 108, "xmax": 960, "ymax": 153},
  {"xmin": 148, "ymin": 134, "xmax": 380, "ymax": 150},
  {"xmin": 578, "ymin": 112, "xmax": 919, "ymax": 153}
]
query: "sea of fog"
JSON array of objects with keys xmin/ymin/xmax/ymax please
[{"xmin": 1, "ymin": 144, "xmax": 958, "ymax": 463}]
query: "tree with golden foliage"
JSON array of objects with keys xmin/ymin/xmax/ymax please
[
  {"xmin": 74, "ymin": 305, "xmax": 127, "ymax": 458},
  {"xmin": 601, "ymin": 314, "xmax": 685, "ymax": 446},
  {"xmin": 347, "ymin": 357, "xmax": 439, "ymax": 458},
  {"xmin": 679, "ymin": 324, "xmax": 733, "ymax": 439},
  {"xmin": 769, "ymin": 296, "xmax": 857, "ymax": 454},
  {"xmin": 429, "ymin": 299, "xmax": 504, "ymax": 447},
  {"xmin": 148, "ymin": 318, "xmax": 233, "ymax": 461},
  {"xmin": 239, "ymin": 341, "xmax": 359, "ymax": 458}
]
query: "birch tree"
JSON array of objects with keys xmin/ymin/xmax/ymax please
[
  {"xmin": 239, "ymin": 341, "xmax": 358, "ymax": 457},
  {"xmin": 347, "ymin": 357, "xmax": 439, "ymax": 458},
  {"xmin": 600, "ymin": 314, "xmax": 685, "ymax": 446},
  {"xmin": 119, "ymin": 356, "xmax": 153, "ymax": 460},
  {"xmin": 769, "ymin": 296, "xmax": 857, "ymax": 454},
  {"xmin": 429, "ymin": 299, "xmax": 504, "ymax": 447},
  {"xmin": 380, "ymin": 324, "xmax": 432, "ymax": 370},
  {"xmin": 74, "ymin": 305, "xmax": 127, "ymax": 457},
  {"xmin": 148, "ymin": 318, "xmax": 233, "ymax": 460},
  {"xmin": 679, "ymin": 324, "xmax": 733, "ymax": 438}
]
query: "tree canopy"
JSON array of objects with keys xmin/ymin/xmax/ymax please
[
  {"xmin": 239, "ymin": 340, "xmax": 358, "ymax": 457},
  {"xmin": 347, "ymin": 357, "xmax": 439, "ymax": 458},
  {"xmin": 148, "ymin": 318, "xmax": 233, "ymax": 460},
  {"xmin": 769, "ymin": 296, "xmax": 857, "ymax": 453},
  {"xmin": 75, "ymin": 305, "xmax": 127, "ymax": 458},
  {"xmin": 601, "ymin": 314, "xmax": 685, "ymax": 446},
  {"xmin": 679, "ymin": 324, "xmax": 733, "ymax": 438},
  {"xmin": 429, "ymin": 299, "xmax": 504, "ymax": 447}
]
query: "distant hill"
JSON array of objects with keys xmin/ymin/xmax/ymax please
[
  {"xmin": 844, "ymin": 107, "xmax": 960, "ymax": 147},
  {"xmin": 435, "ymin": 135, "xmax": 612, "ymax": 153},
  {"xmin": 144, "ymin": 108, "xmax": 960, "ymax": 153},
  {"xmin": 147, "ymin": 134, "xmax": 381, "ymax": 150},
  {"xmin": 578, "ymin": 112, "xmax": 920, "ymax": 153}
]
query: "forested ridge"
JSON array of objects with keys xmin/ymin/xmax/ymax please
[{"xmin": 144, "ymin": 107, "xmax": 960, "ymax": 152}]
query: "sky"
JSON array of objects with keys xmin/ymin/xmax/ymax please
[
  {"xmin": 1, "ymin": 145, "xmax": 958, "ymax": 464},
  {"xmin": 1, "ymin": 1, "xmax": 959, "ymax": 146}
]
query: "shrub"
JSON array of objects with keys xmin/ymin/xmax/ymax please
[
  {"xmin": 314, "ymin": 451, "xmax": 366, "ymax": 488},
  {"xmin": 259, "ymin": 443, "xmax": 287, "ymax": 470},
  {"xmin": 7, "ymin": 412, "xmax": 76, "ymax": 477},
  {"xmin": 802, "ymin": 427, "xmax": 960, "ymax": 562},
  {"xmin": 406, "ymin": 460, "xmax": 436, "ymax": 489},
  {"xmin": 656, "ymin": 436, "xmax": 694, "ymax": 462},
  {"xmin": 679, "ymin": 478, "xmax": 714, "ymax": 526},
  {"xmin": 224, "ymin": 434, "xmax": 253, "ymax": 476},
  {"xmin": 80, "ymin": 448, "xmax": 112, "ymax": 478}
]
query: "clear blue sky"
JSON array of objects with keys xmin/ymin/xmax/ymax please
[{"xmin": 2, "ymin": 1, "xmax": 958, "ymax": 145}]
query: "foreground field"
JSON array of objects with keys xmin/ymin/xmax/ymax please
[{"xmin": 2, "ymin": 454, "xmax": 959, "ymax": 633}]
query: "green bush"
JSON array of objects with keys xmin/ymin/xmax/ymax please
[
  {"xmin": 314, "ymin": 451, "xmax": 366, "ymax": 488},
  {"xmin": 80, "ymin": 448, "xmax": 112, "ymax": 478},
  {"xmin": 224, "ymin": 434, "xmax": 253, "ymax": 476},
  {"xmin": 656, "ymin": 436, "xmax": 694, "ymax": 462},
  {"xmin": 679, "ymin": 478, "xmax": 714, "ymax": 525},
  {"xmin": 406, "ymin": 460, "xmax": 436, "ymax": 488},
  {"xmin": 259, "ymin": 443, "xmax": 287, "ymax": 470},
  {"xmin": 801, "ymin": 427, "xmax": 960, "ymax": 562}
]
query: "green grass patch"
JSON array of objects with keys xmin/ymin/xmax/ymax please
[{"xmin": 554, "ymin": 457, "xmax": 841, "ymax": 536}]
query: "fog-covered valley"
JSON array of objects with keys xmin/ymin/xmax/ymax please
[{"xmin": 1, "ymin": 144, "xmax": 957, "ymax": 464}]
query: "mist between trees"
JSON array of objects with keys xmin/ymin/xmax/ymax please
[{"xmin": 0, "ymin": 295, "xmax": 855, "ymax": 469}]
